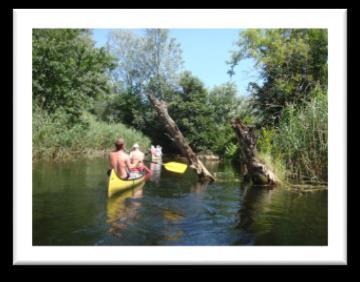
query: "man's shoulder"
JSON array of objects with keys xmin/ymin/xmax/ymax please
[{"xmin": 120, "ymin": 151, "xmax": 130, "ymax": 159}]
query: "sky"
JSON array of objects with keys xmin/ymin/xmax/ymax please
[{"xmin": 92, "ymin": 29, "xmax": 261, "ymax": 96}]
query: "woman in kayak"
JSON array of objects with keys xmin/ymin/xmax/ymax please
[{"xmin": 130, "ymin": 143, "xmax": 152, "ymax": 175}]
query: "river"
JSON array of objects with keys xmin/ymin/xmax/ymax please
[{"xmin": 33, "ymin": 157, "xmax": 327, "ymax": 246}]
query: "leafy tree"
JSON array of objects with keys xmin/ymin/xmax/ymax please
[
  {"xmin": 107, "ymin": 29, "xmax": 183, "ymax": 99},
  {"xmin": 105, "ymin": 29, "xmax": 185, "ymax": 151},
  {"xmin": 228, "ymin": 29, "xmax": 328, "ymax": 125},
  {"xmin": 208, "ymin": 82, "xmax": 238, "ymax": 124},
  {"xmin": 106, "ymin": 29, "xmax": 249, "ymax": 155},
  {"xmin": 33, "ymin": 29, "xmax": 116, "ymax": 125},
  {"xmin": 169, "ymin": 71, "xmax": 214, "ymax": 151},
  {"xmin": 169, "ymin": 72, "xmax": 242, "ymax": 154}
]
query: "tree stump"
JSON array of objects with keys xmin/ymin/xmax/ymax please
[
  {"xmin": 147, "ymin": 93, "xmax": 215, "ymax": 182},
  {"xmin": 231, "ymin": 118, "xmax": 278, "ymax": 187}
]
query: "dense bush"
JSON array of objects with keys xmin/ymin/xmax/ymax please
[{"xmin": 33, "ymin": 104, "xmax": 151, "ymax": 161}]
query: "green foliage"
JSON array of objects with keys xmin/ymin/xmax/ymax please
[
  {"xmin": 256, "ymin": 127, "xmax": 275, "ymax": 154},
  {"xmin": 32, "ymin": 28, "xmax": 149, "ymax": 161},
  {"xmin": 32, "ymin": 26, "xmax": 328, "ymax": 187},
  {"xmin": 105, "ymin": 29, "xmax": 187, "ymax": 151},
  {"xmin": 170, "ymin": 71, "xmax": 214, "ymax": 151},
  {"xmin": 208, "ymin": 82, "xmax": 238, "ymax": 123},
  {"xmin": 271, "ymin": 87, "xmax": 327, "ymax": 182},
  {"xmin": 33, "ymin": 104, "xmax": 151, "ymax": 160},
  {"xmin": 107, "ymin": 29, "xmax": 183, "ymax": 100},
  {"xmin": 224, "ymin": 143, "xmax": 240, "ymax": 159},
  {"xmin": 106, "ymin": 29, "xmax": 255, "ymax": 156},
  {"xmin": 107, "ymin": 28, "xmax": 243, "ymax": 155},
  {"xmin": 228, "ymin": 29, "xmax": 328, "ymax": 183},
  {"xmin": 255, "ymin": 87, "xmax": 327, "ymax": 183},
  {"xmin": 229, "ymin": 29, "xmax": 328, "ymax": 125},
  {"xmin": 170, "ymin": 72, "xmax": 239, "ymax": 154},
  {"xmin": 33, "ymin": 29, "xmax": 116, "ymax": 125}
]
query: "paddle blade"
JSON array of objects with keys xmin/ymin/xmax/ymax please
[{"xmin": 163, "ymin": 162, "xmax": 188, "ymax": 174}]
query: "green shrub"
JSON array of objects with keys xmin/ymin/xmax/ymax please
[{"xmin": 33, "ymin": 107, "xmax": 151, "ymax": 161}]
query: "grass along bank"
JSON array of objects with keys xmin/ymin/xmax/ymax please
[
  {"xmin": 256, "ymin": 87, "xmax": 328, "ymax": 184},
  {"xmin": 33, "ymin": 106, "xmax": 151, "ymax": 161}
]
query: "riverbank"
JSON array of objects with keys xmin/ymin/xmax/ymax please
[{"xmin": 33, "ymin": 108, "xmax": 151, "ymax": 161}]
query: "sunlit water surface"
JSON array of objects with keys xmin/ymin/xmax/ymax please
[{"xmin": 33, "ymin": 157, "xmax": 327, "ymax": 246}]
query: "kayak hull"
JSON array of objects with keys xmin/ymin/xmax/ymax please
[{"xmin": 107, "ymin": 169, "xmax": 146, "ymax": 197}]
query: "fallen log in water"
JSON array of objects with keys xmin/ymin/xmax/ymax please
[
  {"xmin": 231, "ymin": 118, "xmax": 279, "ymax": 187},
  {"xmin": 147, "ymin": 93, "xmax": 215, "ymax": 182}
]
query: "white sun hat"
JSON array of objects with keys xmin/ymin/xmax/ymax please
[{"xmin": 132, "ymin": 143, "xmax": 139, "ymax": 148}]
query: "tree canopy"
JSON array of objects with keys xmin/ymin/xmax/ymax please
[
  {"xmin": 33, "ymin": 29, "xmax": 116, "ymax": 125},
  {"xmin": 228, "ymin": 29, "xmax": 328, "ymax": 125},
  {"xmin": 105, "ymin": 29, "xmax": 243, "ymax": 154}
]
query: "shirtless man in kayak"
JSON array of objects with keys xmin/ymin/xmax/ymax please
[{"xmin": 108, "ymin": 138, "xmax": 135, "ymax": 179}]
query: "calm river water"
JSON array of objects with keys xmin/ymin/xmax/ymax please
[{"xmin": 33, "ymin": 157, "xmax": 327, "ymax": 246}]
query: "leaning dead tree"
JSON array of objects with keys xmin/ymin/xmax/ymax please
[
  {"xmin": 147, "ymin": 93, "xmax": 215, "ymax": 182},
  {"xmin": 231, "ymin": 118, "xmax": 279, "ymax": 186}
]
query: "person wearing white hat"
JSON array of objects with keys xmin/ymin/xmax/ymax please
[
  {"xmin": 132, "ymin": 143, "xmax": 140, "ymax": 149},
  {"xmin": 128, "ymin": 143, "xmax": 146, "ymax": 176}
]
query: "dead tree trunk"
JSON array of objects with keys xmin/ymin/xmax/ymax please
[
  {"xmin": 231, "ymin": 118, "xmax": 278, "ymax": 187},
  {"xmin": 147, "ymin": 93, "xmax": 215, "ymax": 182}
]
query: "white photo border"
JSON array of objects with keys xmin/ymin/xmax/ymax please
[{"xmin": 13, "ymin": 9, "xmax": 347, "ymax": 265}]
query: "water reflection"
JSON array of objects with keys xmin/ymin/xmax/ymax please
[
  {"xmin": 149, "ymin": 162, "xmax": 162, "ymax": 185},
  {"xmin": 106, "ymin": 182, "xmax": 145, "ymax": 237},
  {"xmin": 190, "ymin": 180, "xmax": 210, "ymax": 196},
  {"xmin": 237, "ymin": 185, "xmax": 274, "ymax": 230},
  {"xmin": 234, "ymin": 183, "xmax": 328, "ymax": 245}
]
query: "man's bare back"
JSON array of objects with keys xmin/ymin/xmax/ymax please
[{"xmin": 109, "ymin": 138, "xmax": 134, "ymax": 179}]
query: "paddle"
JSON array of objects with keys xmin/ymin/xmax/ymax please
[{"xmin": 161, "ymin": 162, "xmax": 188, "ymax": 174}]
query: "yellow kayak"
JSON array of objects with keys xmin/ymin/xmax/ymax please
[{"xmin": 107, "ymin": 169, "xmax": 146, "ymax": 197}]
